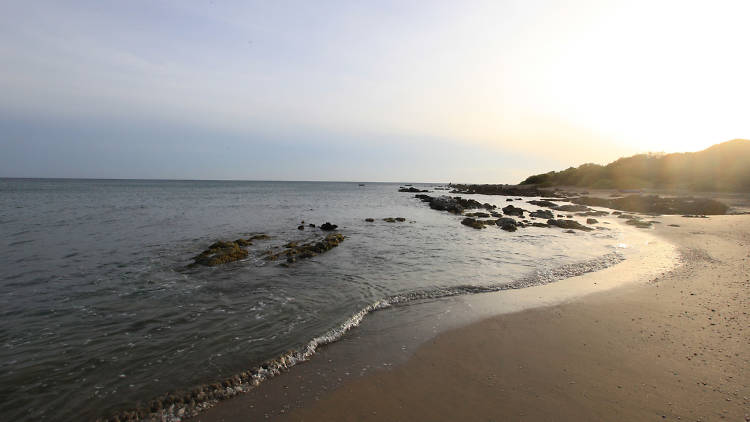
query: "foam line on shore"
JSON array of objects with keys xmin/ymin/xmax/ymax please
[{"xmin": 99, "ymin": 250, "xmax": 631, "ymax": 422}]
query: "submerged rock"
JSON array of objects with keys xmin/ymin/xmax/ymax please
[
  {"xmin": 398, "ymin": 187, "xmax": 428, "ymax": 193},
  {"xmin": 365, "ymin": 218, "xmax": 375, "ymax": 222},
  {"xmin": 297, "ymin": 225, "xmax": 304, "ymax": 230},
  {"xmin": 265, "ymin": 233, "xmax": 345, "ymax": 264},
  {"xmin": 192, "ymin": 241, "xmax": 249, "ymax": 267},
  {"xmin": 547, "ymin": 219, "xmax": 594, "ymax": 232},
  {"xmin": 461, "ymin": 217, "xmax": 486, "ymax": 229},
  {"xmin": 528, "ymin": 200, "xmax": 558, "ymax": 208},
  {"xmin": 248, "ymin": 234, "xmax": 271, "ymax": 241},
  {"xmin": 320, "ymin": 222, "xmax": 338, "ymax": 231},
  {"xmin": 495, "ymin": 217, "xmax": 518, "ymax": 232},
  {"xmin": 383, "ymin": 217, "xmax": 407, "ymax": 223}
]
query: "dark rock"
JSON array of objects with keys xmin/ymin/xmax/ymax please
[
  {"xmin": 297, "ymin": 225, "xmax": 304, "ymax": 230},
  {"xmin": 308, "ymin": 223, "xmax": 315, "ymax": 227},
  {"xmin": 320, "ymin": 222, "xmax": 338, "ymax": 231},
  {"xmin": 506, "ymin": 198, "xmax": 513, "ymax": 201},
  {"xmin": 557, "ymin": 214, "xmax": 565, "ymax": 218},
  {"xmin": 495, "ymin": 217, "xmax": 518, "ymax": 232},
  {"xmin": 530, "ymin": 209, "xmax": 554, "ymax": 219},
  {"xmin": 586, "ymin": 218, "xmax": 599, "ymax": 224},
  {"xmin": 612, "ymin": 211, "xmax": 622, "ymax": 215},
  {"xmin": 416, "ymin": 194, "xmax": 496, "ymax": 214},
  {"xmin": 564, "ymin": 229, "xmax": 576, "ymax": 234},
  {"xmin": 365, "ymin": 218, "xmax": 375, "ymax": 222},
  {"xmin": 502, "ymin": 205, "xmax": 526, "ymax": 217},
  {"xmin": 530, "ymin": 222, "xmax": 550, "ymax": 228},
  {"xmin": 399, "ymin": 187, "xmax": 428, "ymax": 193},
  {"xmin": 461, "ymin": 217, "xmax": 486, "ymax": 229},
  {"xmin": 682, "ymin": 214, "xmax": 708, "ymax": 218},
  {"xmin": 547, "ymin": 219, "xmax": 594, "ymax": 231},
  {"xmin": 668, "ymin": 224, "xmax": 680, "ymax": 227}
]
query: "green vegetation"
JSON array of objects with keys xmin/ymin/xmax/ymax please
[{"xmin": 520, "ymin": 139, "xmax": 750, "ymax": 192}]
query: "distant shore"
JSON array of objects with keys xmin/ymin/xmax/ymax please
[{"xmin": 194, "ymin": 213, "xmax": 749, "ymax": 421}]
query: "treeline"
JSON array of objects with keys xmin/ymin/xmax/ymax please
[{"xmin": 520, "ymin": 139, "xmax": 750, "ymax": 192}]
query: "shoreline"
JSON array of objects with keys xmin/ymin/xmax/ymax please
[
  {"xmin": 272, "ymin": 214, "xmax": 749, "ymax": 421},
  {"xmin": 192, "ymin": 215, "xmax": 694, "ymax": 421}
]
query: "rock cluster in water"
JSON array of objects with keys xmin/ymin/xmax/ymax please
[
  {"xmin": 546, "ymin": 219, "xmax": 594, "ymax": 231},
  {"xmin": 415, "ymin": 194, "xmax": 496, "ymax": 214},
  {"xmin": 265, "ymin": 233, "xmax": 345, "ymax": 264},
  {"xmin": 191, "ymin": 234, "xmax": 270, "ymax": 267},
  {"xmin": 383, "ymin": 217, "xmax": 407, "ymax": 222},
  {"xmin": 398, "ymin": 186, "xmax": 428, "ymax": 193}
]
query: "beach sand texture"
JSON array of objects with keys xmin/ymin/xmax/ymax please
[{"xmin": 198, "ymin": 215, "xmax": 749, "ymax": 421}]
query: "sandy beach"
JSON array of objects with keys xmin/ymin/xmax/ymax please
[{"xmin": 197, "ymin": 214, "xmax": 749, "ymax": 422}]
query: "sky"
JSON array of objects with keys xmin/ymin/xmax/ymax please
[{"xmin": 1, "ymin": 0, "xmax": 749, "ymax": 183}]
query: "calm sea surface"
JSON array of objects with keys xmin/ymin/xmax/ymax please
[{"xmin": 1, "ymin": 179, "xmax": 625, "ymax": 420}]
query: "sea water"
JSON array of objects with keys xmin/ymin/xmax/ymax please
[{"xmin": 0, "ymin": 179, "xmax": 625, "ymax": 420}]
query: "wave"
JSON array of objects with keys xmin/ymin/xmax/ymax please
[{"xmin": 100, "ymin": 251, "xmax": 624, "ymax": 422}]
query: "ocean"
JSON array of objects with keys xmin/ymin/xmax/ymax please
[{"xmin": 0, "ymin": 179, "xmax": 627, "ymax": 420}]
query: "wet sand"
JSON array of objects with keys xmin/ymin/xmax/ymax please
[{"xmin": 196, "ymin": 215, "xmax": 749, "ymax": 421}]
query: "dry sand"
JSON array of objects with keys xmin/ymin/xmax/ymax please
[{"xmin": 197, "ymin": 215, "xmax": 749, "ymax": 422}]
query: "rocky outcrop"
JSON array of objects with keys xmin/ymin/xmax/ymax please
[
  {"xmin": 547, "ymin": 219, "xmax": 594, "ymax": 232},
  {"xmin": 586, "ymin": 218, "xmax": 599, "ymax": 224},
  {"xmin": 570, "ymin": 195, "xmax": 727, "ymax": 215},
  {"xmin": 415, "ymin": 194, "xmax": 496, "ymax": 214},
  {"xmin": 399, "ymin": 187, "xmax": 428, "ymax": 193},
  {"xmin": 265, "ymin": 233, "xmax": 345, "ymax": 264}
]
